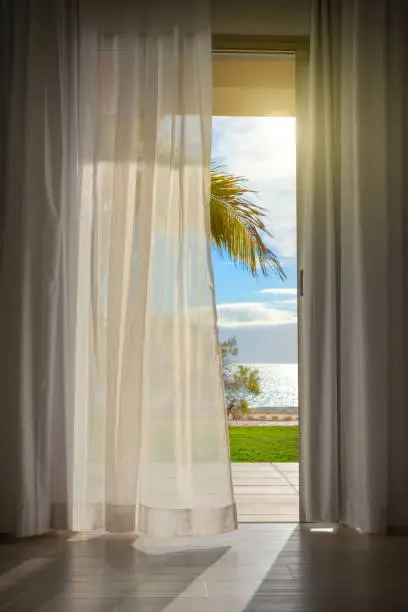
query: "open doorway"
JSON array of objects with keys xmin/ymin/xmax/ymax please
[{"xmin": 212, "ymin": 52, "xmax": 299, "ymax": 522}]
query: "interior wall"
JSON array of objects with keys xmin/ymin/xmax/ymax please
[
  {"xmin": 213, "ymin": 56, "xmax": 295, "ymax": 116},
  {"xmin": 211, "ymin": 0, "xmax": 311, "ymax": 36}
]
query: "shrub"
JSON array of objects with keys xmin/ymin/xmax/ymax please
[{"xmin": 221, "ymin": 337, "xmax": 261, "ymax": 420}]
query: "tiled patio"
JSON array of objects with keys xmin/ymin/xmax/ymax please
[{"xmin": 232, "ymin": 462, "xmax": 299, "ymax": 523}]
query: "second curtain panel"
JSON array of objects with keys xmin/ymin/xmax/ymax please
[{"xmin": 73, "ymin": 0, "xmax": 237, "ymax": 537}]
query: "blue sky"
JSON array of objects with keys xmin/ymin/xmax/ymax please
[{"xmin": 211, "ymin": 116, "xmax": 298, "ymax": 363}]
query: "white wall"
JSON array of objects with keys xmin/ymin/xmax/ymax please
[{"xmin": 211, "ymin": 0, "xmax": 311, "ymax": 36}]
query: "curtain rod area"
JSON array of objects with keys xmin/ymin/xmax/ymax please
[{"xmin": 212, "ymin": 35, "xmax": 309, "ymax": 54}]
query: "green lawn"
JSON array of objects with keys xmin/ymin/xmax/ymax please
[{"xmin": 229, "ymin": 426, "xmax": 299, "ymax": 462}]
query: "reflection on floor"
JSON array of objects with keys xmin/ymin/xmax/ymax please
[
  {"xmin": 232, "ymin": 463, "xmax": 299, "ymax": 522},
  {"xmin": 2, "ymin": 524, "xmax": 408, "ymax": 611}
]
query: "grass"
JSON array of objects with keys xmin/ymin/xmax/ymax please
[{"xmin": 228, "ymin": 426, "xmax": 299, "ymax": 462}]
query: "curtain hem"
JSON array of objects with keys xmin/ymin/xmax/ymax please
[{"xmin": 137, "ymin": 503, "xmax": 238, "ymax": 538}]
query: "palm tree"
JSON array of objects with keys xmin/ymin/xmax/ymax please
[{"xmin": 210, "ymin": 165, "xmax": 286, "ymax": 279}]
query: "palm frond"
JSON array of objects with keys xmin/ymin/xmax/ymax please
[{"xmin": 210, "ymin": 164, "xmax": 286, "ymax": 279}]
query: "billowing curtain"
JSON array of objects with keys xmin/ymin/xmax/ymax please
[
  {"xmin": 0, "ymin": 0, "xmax": 236, "ymax": 538},
  {"xmin": 300, "ymin": 0, "xmax": 408, "ymax": 532}
]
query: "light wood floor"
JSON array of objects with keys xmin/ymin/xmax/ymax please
[{"xmin": 2, "ymin": 523, "xmax": 408, "ymax": 611}]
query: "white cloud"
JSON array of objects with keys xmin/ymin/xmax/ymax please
[
  {"xmin": 259, "ymin": 288, "xmax": 297, "ymax": 295},
  {"xmin": 217, "ymin": 301, "xmax": 297, "ymax": 328},
  {"xmin": 273, "ymin": 298, "xmax": 297, "ymax": 307},
  {"xmin": 212, "ymin": 116, "xmax": 297, "ymax": 259}
]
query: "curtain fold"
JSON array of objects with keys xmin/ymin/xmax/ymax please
[
  {"xmin": 0, "ymin": 0, "xmax": 79, "ymax": 537},
  {"xmin": 300, "ymin": 0, "xmax": 408, "ymax": 532},
  {"xmin": 0, "ymin": 0, "xmax": 236, "ymax": 538}
]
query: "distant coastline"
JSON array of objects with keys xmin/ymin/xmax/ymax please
[{"xmin": 249, "ymin": 407, "xmax": 297, "ymax": 413}]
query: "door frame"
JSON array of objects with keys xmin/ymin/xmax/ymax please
[
  {"xmin": 212, "ymin": 34, "xmax": 309, "ymax": 54},
  {"xmin": 212, "ymin": 35, "xmax": 310, "ymax": 522}
]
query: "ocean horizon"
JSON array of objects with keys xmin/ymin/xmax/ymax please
[{"xmin": 236, "ymin": 362, "xmax": 298, "ymax": 409}]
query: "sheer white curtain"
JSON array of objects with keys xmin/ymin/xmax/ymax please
[
  {"xmin": 299, "ymin": 0, "xmax": 408, "ymax": 532},
  {"xmin": 0, "ymin": 0, "xmax": 236, "ymax": 537}
]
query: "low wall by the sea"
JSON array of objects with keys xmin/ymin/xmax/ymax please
[
  {"xmin": 228, "ymin": 407, "xmax": 299, "ymax": 423},
  {"xmin": 247, "ymin": 413, "xmax": 297, "ymax": 422}
]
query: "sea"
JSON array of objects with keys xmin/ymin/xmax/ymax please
[{"xmin": 237, "ymin": 363, "xmax": 298, "ymax": 410}]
